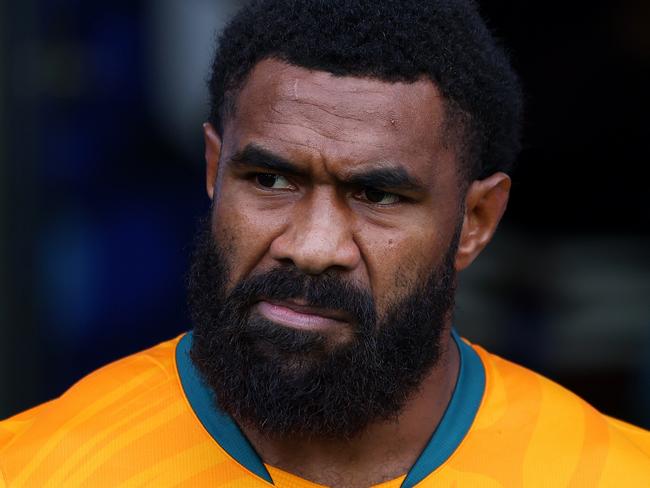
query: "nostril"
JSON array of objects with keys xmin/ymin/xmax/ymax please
[{"xmin": 276, "ymin": 257, "xmax": 295, "ymax": 267}]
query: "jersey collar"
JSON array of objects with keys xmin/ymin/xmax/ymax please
[{"xmin": 176, "ymin": 329, "xmax": 485, "ymax": 487}]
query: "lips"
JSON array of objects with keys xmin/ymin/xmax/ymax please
[{"xmin": 254, "ymin": 298, "xmax": 351, "ymax": 331}]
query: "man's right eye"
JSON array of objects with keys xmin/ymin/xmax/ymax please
[{"xmin": 255, "ymin": 173, "xmax": 292, "ymax": 189}]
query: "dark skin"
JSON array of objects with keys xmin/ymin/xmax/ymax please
[{"xmin": 202, "ymin": 59, "xmax": 510, "ymax": 487}]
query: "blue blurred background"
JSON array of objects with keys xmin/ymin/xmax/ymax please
[{"xmin": 1, "ymin": 0, "xmax": 649, "ymax": 428}]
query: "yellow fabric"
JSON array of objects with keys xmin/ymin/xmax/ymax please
[{"xmin": 1, "ymin": 335, "xmax": 649, "ymax": 487}]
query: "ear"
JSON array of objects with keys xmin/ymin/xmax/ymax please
[
  {"xmin": 455, "ymin": 172, "xmax": 511, "ymax": 271},
  {"xmin": 203, "ymin": 122, "xmax": 222, "ymax": 200}
]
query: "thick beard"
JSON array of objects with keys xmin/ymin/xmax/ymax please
[{"xmin": 187, "ymin": 218, "xmax": 460, "ymax": 439}]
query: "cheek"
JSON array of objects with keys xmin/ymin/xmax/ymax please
[
  {"xmin": 211, "ymin": 190, "xmax": 285, "ymax": 287},
  {"xmin": 360, "ymin": 228, "xmax": 450, "ymax": 315}
]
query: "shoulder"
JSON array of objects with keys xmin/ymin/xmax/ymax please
[
  {"xmin": 1, "ymin": 334, "xmax": 182, "ymax": 427},
  {"xmin": 0, "ymin": 335, "xmax": 184, "ymax": 444},
  {"xmin": 0, "ymin": 335, "xmax": 187, "ymax": 484},
  {"xmin": 457, "ymin": 342, "xmax": 650, "ymax": 484}
]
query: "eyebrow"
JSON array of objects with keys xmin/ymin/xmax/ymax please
[
  {"xmin": 229, "ymin": 144, "xmax": 306, "ymax": 177},
  {"xmin": 229, "ymin": 143, "xmax": 425, "ymax": 192},
  {"xmin": 345, "ymin": 166, "xmax": 425, "ymax": 193}
]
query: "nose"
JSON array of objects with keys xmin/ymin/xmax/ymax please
[{"xmin": 269, "ymin": 190, "xmax": 361, "ymax": 275}]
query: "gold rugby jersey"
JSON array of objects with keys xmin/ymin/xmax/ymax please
[{"xmin": 1, "ymin": 331, "xmax": 649, "ymax": 487}]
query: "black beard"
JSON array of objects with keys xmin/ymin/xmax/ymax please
[{"xmin": 187, "ymin": 218, "xmax": 459, "ymax": 439}]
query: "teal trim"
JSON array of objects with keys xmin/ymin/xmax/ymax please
[
  {"xmin": 401, "ymin": 329, "xmax": 486, "ymax": 487},
  {"xmin": 175, "ymin": 332, "xmax": 274, "ymax": 484},
  {"xmin": 176, "ymin": 330, "xmax": 484, "ymax": 487}
]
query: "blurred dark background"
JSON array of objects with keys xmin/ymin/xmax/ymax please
[{"xmin": 1, "ymin": 0, "xmax": 649, "ymax": 428}]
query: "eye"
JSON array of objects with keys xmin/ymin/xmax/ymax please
[
  {"xmin": 255, "ymin": 173, "xmax": 293, "ymax": 190},
  {"xmin": 359, "ymin": 187, "xmax": 401, "ymax": 205}
]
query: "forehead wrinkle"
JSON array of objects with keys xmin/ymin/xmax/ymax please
[
  {"xmin": 260, "ymin": 119, "xmax": 343, "ymax": 146},
  {"xmin": 260, "ymin": 120, "xmax": 395, "ymax": 156},
  {"xmin": 287, "ymin": 98, "xmax": 368, "ymax": 123},
  {"xmin": 249, "ymin": 104, "xmax": 445, "ymax": 177},
  {"xmin": 274, "ymin": 76, "xmax": 405, "ymax": 122},
  {"xmin": 261, "ymin": 103, "xmax": 397, "ymax": 152},
  {"xmin": 253, "ymin": 104, "xmax": 439, "ymax": 171},
  {"xmin": 261, "ymin": 134, "xmax": 324, "ymax": 153},
  {"xmin": 271, "ymin": 92, "xmax": 395, "ymax": 127}
]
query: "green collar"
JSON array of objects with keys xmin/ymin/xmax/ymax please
[{"xmin": 176, "ymin": 329, "xmax": 485, "ymax": 487}]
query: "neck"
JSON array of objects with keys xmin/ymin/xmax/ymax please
[{"xmin": 241, "ymin": 330, "xmax": 460, "ymax": 488}]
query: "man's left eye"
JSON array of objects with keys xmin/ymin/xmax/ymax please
[
  {"xmin": 360, "ymin": 188, "xmax": 400, "ymax": 205},
  {"xmin": 255, "ymin": 173, "xmax": 292, "ymax": 189}
]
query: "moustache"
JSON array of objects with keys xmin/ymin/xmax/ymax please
[{"xmin": 224, "ymin": 266, "xmax": 377, "ymax": 330}]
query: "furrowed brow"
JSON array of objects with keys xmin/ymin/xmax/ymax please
[
  {"xmin": 345, "ymin": 166, "xmax": 425, "ymax": 192},
  {"xmin": 228, "ymin": 144, "xmax": 304, "ymax": 176}
]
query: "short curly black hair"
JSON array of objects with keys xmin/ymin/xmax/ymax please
[{"xmin": 209, "ymin": 0, "xmax": 523, "ymax": 180}]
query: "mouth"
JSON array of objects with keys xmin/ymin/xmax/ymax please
[{"xmin": 253, "ymin": 298, "xmax": 351, "ymax": 331}]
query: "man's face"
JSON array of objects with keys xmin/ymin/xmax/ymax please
[
  {"xmin": 212, "ymin": 59, "xmax": 464, "ymax": 327},
  {"xmin": 189, "ymin": 59, "xmax": 468, "ymax": 438}
]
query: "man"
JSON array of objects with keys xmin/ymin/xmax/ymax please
[{"xmin": 1, "ymin": 0, "xmax": 649, "ymax": 486}]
